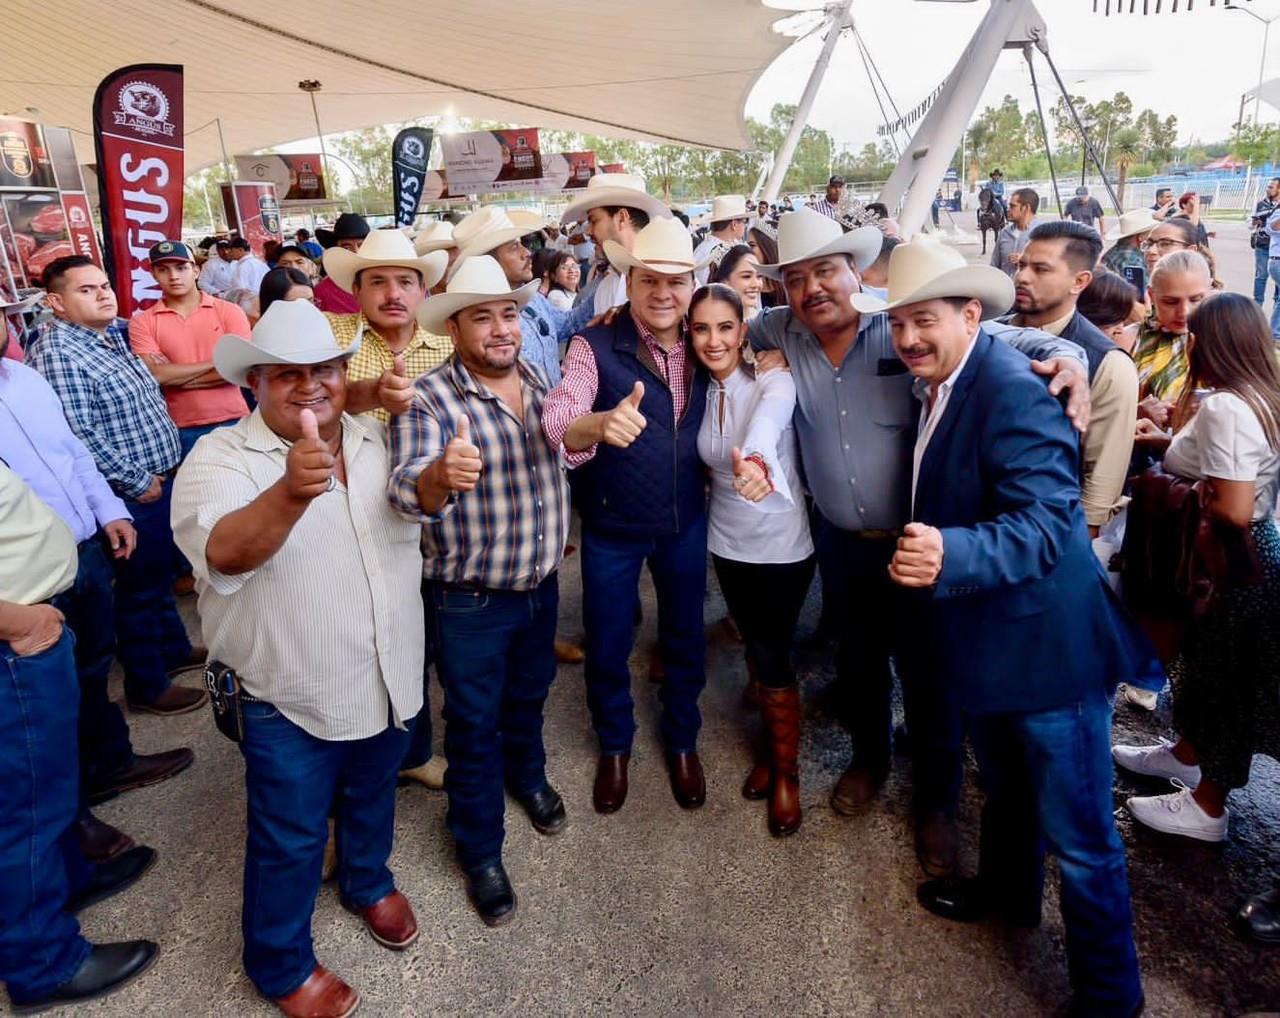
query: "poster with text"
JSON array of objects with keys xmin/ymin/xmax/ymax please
[
  {"xmin": 235, "ymin": 153, "xmax": 327, "ymax": 201},
  {"xmin": 222, "ymin": 182, "xmax": 283, "ymax": 256},
  {"xmin": 439, "ymin": 128, "xmax": 541, "ymax": 195}
]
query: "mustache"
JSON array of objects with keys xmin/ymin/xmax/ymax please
[{"xmin": 378, "ymin": 302, "xmax": 409, "ymax": 313}]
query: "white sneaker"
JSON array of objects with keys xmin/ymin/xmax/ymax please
[
  {"xmin": 1112, "ymin": 738, "xmax": 1201, "ymax": 787},
  {"xmin": 1126, "ymin": 781, "xmax": 1228, "ymax": 842},
  {"xmin": 1118, "ymin": 683, "xmax": 1159, "ymax": 711}
]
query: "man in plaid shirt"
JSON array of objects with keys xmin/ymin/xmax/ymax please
[
  {"xmin": 28, "ymin": 256, "xmax": 205, "ymax": 717},
  {"xmin": 388, "ymin": 255, "xmax": 570, "ymax": 928}
]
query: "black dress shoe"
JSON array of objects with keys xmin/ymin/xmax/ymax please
[
  {"xmin": 514, "ymin": 784, "xmax": 567, "ymax": 835},
  {"xmin": 67, "ymin": 846, "xmax": 157, "ymax": 914},
  {"xmin": 10, "ymin": 940, "xmax": 158, "ymax": 1013},
  {"xmin": 1236, "ymin": 885, "xmax": 1280, "ymax": 945},
  {"xmin": 914, "ymin": 812, "xmax": 959, "ymax": 879},
  {"xmin": 917, "ymin": 877, "xmax": 1040, "ymax": 928},
  {"xmin": 667, "ymin": 751, "xmax": 706, "ymax": 810},
  {"xmin": 593, "ymin": 753, "xmax": 630, "ymax": 814},
  {"xmin": 465, "ymin": 862, "xmax": 517, "ymax": 927}
]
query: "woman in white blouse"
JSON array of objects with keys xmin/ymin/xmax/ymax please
[
  {"xmin": 689, "ymin": 283, "xmax": 814, "ymax": 837},
  {"xmin": 1114, "ymin": 293, "xmax": 1280, "ymax": 848}
]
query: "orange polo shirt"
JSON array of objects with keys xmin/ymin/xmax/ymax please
[{"xmin": 130, "ymin": 293, "xmax": 251, "ymax": 428}]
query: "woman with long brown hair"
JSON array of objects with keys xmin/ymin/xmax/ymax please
[
  {"xmin": 746, "ymin": 224, "xmax": 782, "ymax": 309},
  {"xmin": 1115, "ymin": 292, "xmax": 1280, "ymax": 845}
]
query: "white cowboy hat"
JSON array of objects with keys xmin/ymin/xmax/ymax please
[
  {"xmin": 214, "ymin": 298, "xmax": 362, "ymax": 387},
  {"xmin": 417, "ymin": 255, "xmax": 539, "ymax": 335},
  {"xmin": 413, "ymin": 220, "xmax": 455, "ymax": 255},
  {"xmin": 850, "ymin": 236, "xmax": 1014, "ymax": 321},
  {"xmin": 322, "ymin": 229, "xmax": 448, "ymax": 294},
  {"xmin": 504, "ymin": 208, "xmax": 543, "ymax": 232},
  {"xmin": 755, "ymin": 208, "xmax": 882, "ymax": 280},
  {"xmin": 560, "ymin": 173, "xmax": 672, "ymax": 226},
  {"xmin": 1107, "ymin": 209, "xmax": 1161, "ymax": 243},
  {"xmin": 709, "ymin": 195, "xmax": 749, "ymax": 222},
  {"xmin": 449, "ymin": 206, "xmax": 536, "ymax": 273},
  {"xmin": 603, "ymin": 217, "xmax": 697, "ymax": 277}
]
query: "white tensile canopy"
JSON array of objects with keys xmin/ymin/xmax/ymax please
[{"xmin": 2, "ymin": 0, "xmax": 794, "ymax": 172}]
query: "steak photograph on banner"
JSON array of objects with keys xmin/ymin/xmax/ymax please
[
  {"xmin": 439, "ymin": 128, "xmax": 541, "ymax": 195},
  {"xmin": 392, "ymin": 126, "xmax": 433, "ymax": 227},
  {"xmin": 92, "ymin": 62, "xmax": 184, "ymax": 316}
]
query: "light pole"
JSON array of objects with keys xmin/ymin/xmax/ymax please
[
  {"xmin": 1229, "ymin": 3, "xmax": 1280, "ymax": 123},
  {"xmin": 298, "ymin": 79, "xmax": 334, "ymax": 194},
  {"xmin": 321, "ymin": 152, "xmax": 370, "ymax": 216}
]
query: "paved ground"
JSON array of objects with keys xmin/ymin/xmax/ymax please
[{"xmin": 7, "ymin": 214, "xmax": 1278, "ymax": 1017}]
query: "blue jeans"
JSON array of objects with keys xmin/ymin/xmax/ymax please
[
  {"xmin": 239, "ymin": 702, "xmax": 408, "ymax": 998},
  {"xmin": 1269, "ymin": 258, "xmax": 1280, "ymax": 339},
  {"xmin": 581, "ymin": 518, "xmax": 708, "ymax": 755},
  {"xmin": 0, "ymin": 631, "xmax": 93, "ymax": 1003},
  {"xmin": 116, "ymin": 475, "xmax": 190, "ymax": 704},
  {"xmin": 399, "ymin": 580, "xmax": 436, "ymax": 771},
  {"xmin": 52, "ymin": 540, "xmax": 134, "ymax": 795},
  {"xmin": 175, "ymin": 421, "xmax": 235, "ymax": 577},
  {"xmin": 970, "ymin": 690, "xmax": 1142, "ymax": 1015},
  {"xmin": 1255, "ymin": 245, "xmax": 1272, "ymax": 305},
  {"xmin": 430, "ymin": 575, "xmax": 558, "ymax": 870}
]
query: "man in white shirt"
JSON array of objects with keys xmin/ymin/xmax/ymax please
[
  {"xmin": 693, "ymin": 195, "xmax": 750, "ymax": 285},
  {"xmin": 197, "ymin": 240, "xmax": 234, "ymax": 297},
  {"xmin": 223, "ymin": 237, "xmax": 270, "ymax": 311}
]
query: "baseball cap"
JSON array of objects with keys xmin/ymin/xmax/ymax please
[
  {"xmin": 1075, "ymin": 186, "xmax": 1089, "ymax": 196},
  {"xmin": 148, "ymin": 239, "xmax": 195, "ymax": 264}
]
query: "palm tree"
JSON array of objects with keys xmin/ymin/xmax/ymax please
[{"xmin": 1111, "ymin": 128, "xmax": 1142, "ymax": 206}]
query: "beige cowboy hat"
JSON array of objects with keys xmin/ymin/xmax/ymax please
[
  {"xmin": 850, "ymin": 236, "xmax": 1014, "ymax": 321},
  {"xmin": 322, "ymin": 228, "xmax": 448, "ymax": 294},
  {"xmin": 413, "ymin": 219, "xmax": 455, "ymax": 255},
  {"xmin": 755, "ymin": 208, "xmax": 882, "ymax": 280},
  {"xmin": 449, "ymin": 206, "xmax": 537, "ymax": 274},
  {"xmin": 709, "ymin": 195, "xmax": 750, "ymax": 222},
  {"xmin": 603, "ymin": 217, "xmax": 697, "ymax": 277},
  {"xmin": 560, "ymin": 173, "xmax": 672, "ymax": 226},
  {"xmin": 417, "ymin": 254, "xmax": 539, "ymax": 335},
  {"xmin": 1107, "ymin": 209, "xmax": 1161, "ymax": 243},
  {"xmin": 214, "ymin": 298, "xmax": 362, "ymax": 387},
  {"xmin": 504, "ymin": 208, "xmax": 543, "ymax": 232}
]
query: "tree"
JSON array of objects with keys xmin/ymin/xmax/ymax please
[
  {"xmin": 1233, "ymin": 120, "xmax": 1280, "ymax": 169},
  {"xmin": 1134, "ymin": 109, "xmax": 1178, "ymax": 166},
  {"xmin": 1110, "ymin": 128, "xmax": 1142, "ymax": 206},
  {"xmin": 183, "ymin": 167, "xmax": 230, "ymax": 234}
]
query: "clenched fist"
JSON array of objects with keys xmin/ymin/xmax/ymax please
[
  {"xmin": 600, "ymin": 381, "xmax": 646, "ymax": 448},
  {"xmin": 434, "ymin": 415, "xmax": 483, "ymax": 492},
  {"xmin": 285, "ymin": 408, "xmax": 335, "ymax": 501},
  {"xmin": 888, "ymin": 522, "xmax": 944, "ymax": 588},
  {"xmin": 378, "ymin": 353, "xmax": 414, "ymax": 417}
]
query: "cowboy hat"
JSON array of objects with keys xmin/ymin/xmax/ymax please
[
  {"xmin": 1107, "ymin": 209, "xmax": 1160, "ymax": 242},
  {"xmin": 603, "ymin": 218, "xmax": 697, "ymax": 277},
  {"xmin": 417, "ymin": 254, "xmax": 539, "ymax": 335},
  {"xmin": 316, "ymin": 212, "xmax": 370, "ymax": 250},
  {"xmin": 322, "ymin": 229, "xmax": 448, "ymax": 294},
  {"xmin": 709, "ymin": 195, "xmax": 749, "ymax": 222},
  {"xmin": 214, "ymin": 298, "xmax": 362, "ymax": 387},
  {"xmin": 504, "ymin": 208, "xmax": 543, "ymax": 233},
  {"xmin": 849, "ymin": 236, "xmax": 1014, "ymax": 321},
  {"xmin": 450, "ymin": 206, "xmax": 533, "ymax": 271},
  {"xmin": 755, "ymin": 208, "xmax": 882, "ymax": 280},
  {"xmin": 413, "ymin": 219, "xmax": 455, "ymax": 255},
  {"xmin": 560, "ymin": 173, "xmax": 672, "ymax": 226}
]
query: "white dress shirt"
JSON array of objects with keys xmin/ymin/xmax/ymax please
[
  {"xmin": 198, "ymin": 256, "xmax": 233, "ymax": 296},
  {"xmin": 592, "ymin": 267, "xmax": 629, "ymax": 315},
  {"xmin": 226, "ymin": 255, "xmax": 270, "ymax": 302},
  {"xmin": 911, "ymin": 331, "xmax": 979, "ymax": 507}
]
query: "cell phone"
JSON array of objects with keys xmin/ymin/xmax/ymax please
[{"xmin": 1121, "ymin": 265, "xmax": 1146, "ymax": 294}]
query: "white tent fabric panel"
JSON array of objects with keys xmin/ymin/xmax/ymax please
[{"xmin": 1, "ymin": 0, "xmax": 792, "ymax": 173}]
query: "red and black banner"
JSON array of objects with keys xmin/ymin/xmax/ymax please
[
  {"xmin": 392, "ymin": 127, "xmax": 433, "ymax": 227},
  {"xmin": 92, "ymin": 63, "xmax": 184, "ymax": 316}
]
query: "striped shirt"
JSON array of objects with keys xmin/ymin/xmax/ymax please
[
  {"xmin": 171, "ymin": 411, "xmax": 425, "ymax": 741},
  {"xmin": 810, "ymin": 198, "xmax": 841, "ymax": 221},
  {"xmin": 28, "ymin": 319, "xmax": 180, "ymax": 499},
  {"xmin": 325, "ymin": 311, "xmax": 452, "ymax": 424},
  {"xmin": 388, "ymin": 356, "xmax": 569, "ymax": 591}
]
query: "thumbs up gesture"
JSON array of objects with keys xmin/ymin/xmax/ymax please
[
  {"xmin": 285, "ymin": 408, "xmax": 336, "ymax": 502},
  {"xmin": 888, "ymin": 522, "xmax": 944, "ymax": 588},
  {"xmin": 600, "ymin": 380, "xmax": 647, "ymax": 448},
  {"xmin": 730, "ymin": 446, "xmax": 772, "ymax": 502},
  {"xmin": 377, "ymin": 353, "xmax": 414, "ymax": 417},
  {"xmin": 435, "ymin": 415, "xmax": 483, "ymax": 492}
]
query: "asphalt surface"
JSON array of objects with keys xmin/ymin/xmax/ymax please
[{"xmin": 5, "ymin": 213, "xmax": 1277, "ymax": 1017}]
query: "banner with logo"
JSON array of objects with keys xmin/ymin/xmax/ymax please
[
  {"xmin": 439, "ymin": 128, "xmax": 541, "ymax": 196},
  {"xmin": 60, "ymin": 193, "xmax": 102, "ymax": 265},
  {"xmin": 391, "ymin": 127, "xmax": 434, "ymax": 227},
  {"xmin": 221, "ymin": 182, "xmax": 282, "ymax": 256},
  {"xmin": 234, "ymin": 153, "xmax": 327, "ymax": 201},
  {"xmin": 0, "ymin": 118, "xmax": 57, "ymax": 191},
  {"xmin": 92, "ymin": 63, "xmax": 184, "ymax": 315},
  {"xmin": 541, "ymin": 151, "xmax": 596, "ymax": 191},
  {"xmin": 601, "ymin": 163, "xmax": 626, "ymax": 174}
]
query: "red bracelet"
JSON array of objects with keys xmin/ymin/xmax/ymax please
[{"xmin": 743, "ymin": 453, "xmax": 774, "ymax": 494}]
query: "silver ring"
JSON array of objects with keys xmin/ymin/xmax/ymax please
[{"xmin": 326, "ymin": 475, "xmax": 336, "ymax": 492}]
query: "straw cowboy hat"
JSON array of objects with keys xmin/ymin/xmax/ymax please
[
  {"xmin": 709, "ymin": 195, "xmax": 750, "ymax": 222},
  {"xmin": 504, "ymin": 208, "xmax": 543, "ymax": 233},
  {"xmin": 214, "ymin": 298, "xmax": 362, "ymax": 387},
  {"xmin": 755, "ymin": 208, "xmax": 882, "ymax": 280},
  {"xmin": 417, "ymin": 254, "xmax": 539, "ymax": 335},
  {"xmin": 413, "ymin": 219, "xmax": 455, "ymax": 255},
  {"xmin": 560, "ymin": 173, "xmax": 672, "ymax": 226},
  {"xmin": 322, "ymin": 229, "xmax": 448, "ymax": 295},
  {"xmin": 315, "ymin": 212, "xmax": 370, "ymax": 250},
  {"xmin": 449, "ymin": 206, "xmax": 535, "ymax": 272},
  {"xmin": 603, "ymin": 217, "xmax": 697, "ymax": 277},
  {"xmin": 850, "ymin": 236, "xmax": 1014, "ymax": 321},
  {"xmin": 1107, "ymin": 209, "xmax": 1161, "ymax": 243}
]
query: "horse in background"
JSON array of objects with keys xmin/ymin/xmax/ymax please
[{"xmin": 976, "ymin": 187, "xmax": 1006, "ymax": 255}]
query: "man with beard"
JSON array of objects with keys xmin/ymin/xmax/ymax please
[
  {"xmin": 749, "ymin": 208, "xmax": 1089, "ymax": 878},
  {"xmin": 388, "ymin": 256, "xmax": 570, "ymax": 927}
]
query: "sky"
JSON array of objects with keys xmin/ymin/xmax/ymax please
[{"xmin": 745, "ymin": 0, "xmax": 1280, "ymax": 153}]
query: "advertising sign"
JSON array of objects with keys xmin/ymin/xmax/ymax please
[
  {"xmin": 92, "ymin": 63, "xmax": 184, "ymax": 314},
  {"xmin": 391, "ymin": 127, "xmax": 434, "ymax": 227},
  {"xmin": 60, "ymin": 192, "xmax": 102, "ymax": 266},
  {"xmin": 541, "ymin": 151, "xmax": 596, "ymax": 191},
  {"xmin": 234, "ymin": 153, "xmax": 327, "ymax": 201},
  {"xmin": 439, "ymin": 128, "xmax": 542, "ymax": 195},
  {"xmin": 221, "ymin": 181, "xmax": 283, "ymax": 256},
  {"xmin": 0, "ymin": 118, "xmax": 57, "ymax": 191}
]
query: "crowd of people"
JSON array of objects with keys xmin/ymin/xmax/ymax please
[{"xmin": 2, "ymin": 166, "xmax": 1278, "ymax": 1018}]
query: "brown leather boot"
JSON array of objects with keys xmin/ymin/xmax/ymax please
[{"xmin": 759, "ymin": 686, "xmax": 802, "ymax": 837}]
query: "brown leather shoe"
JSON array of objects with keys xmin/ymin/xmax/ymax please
[
  {"xmin": 830, "ymin": 762, "xmax": 888, "ymax": 816},
  {"xmin": 915, "ymin": 811, "xmax": 959, "ymax": 879},
  {"xmin": 129, "ymin": 685, "xmax": 208, "ymax": 716},
  {"xmin": 86, "ymin": 748, "xmax": 195, "ymax": 805},
  {"xmin": 554, "ymin": 637, "xmax": 585, "ymax": 664},
  {"xmin": 667, "ymin": 751, "xmax": 706, "ymax": 809},
  {"xmin": 75, "ymin": 812, "xmax": 136, "ymax": 863},
  {"xmin": 347, "ymin": 890, "xmax": 418, "ymax": 950},
  {"xmin": 593, "ymin": 753, "xmax": 630, "ymax": 814},
  {"xmin": 166, "ymin": 645, "xmax": 208, "ymax": 679},
  {"xmin": 742, "ymin": 759, "xmax": 770, "ymax": 800},
  {"xmin": 759, "ymin": 686, "xmax": 802, "ymax": 836},
  {"xmin": 273, "ymin": 965, "xmax": 359, "ymax": 1018}
]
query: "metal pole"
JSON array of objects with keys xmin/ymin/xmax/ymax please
[
  {"xmin": 761, "ymin": 1, "xmax": 853, "ymax": 204},
  {"xmin": 1041, "ymin": 48, "xmax": 1123, "ymax": 214},
  {"xmin": 214, "ymin": 117, "xmax": 233, "ymax": 182},
  {"xmin": 1256, "ymin": 19, "xmax": 1270, "ymax": 123}
]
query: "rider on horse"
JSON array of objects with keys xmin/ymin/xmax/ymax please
[{"xmin": 987, "ymin": 169, "xmax": 1006, "ymax": 215}]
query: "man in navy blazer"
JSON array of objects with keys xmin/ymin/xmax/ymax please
[{"xmin": 854, "ymin": 239, "xmax": 1149, "ymax": 1018}]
